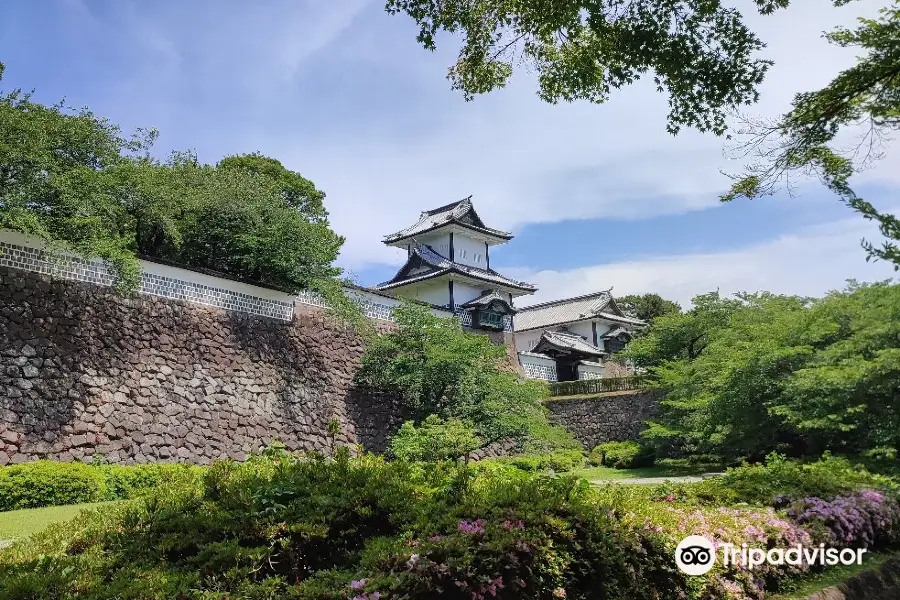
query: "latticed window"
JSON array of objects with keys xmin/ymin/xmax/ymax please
[
  {"xmin": 477, "ymin": 309, "xmax": 504, "ymax": 329},
  {"xmin": 605, "ymin": 337, "xmax": 627, "ymax": 354}
]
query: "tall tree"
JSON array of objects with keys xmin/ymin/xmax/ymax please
[
  {"xmin": 617, "ymin": 293, "xmax": 681, "ymax": 323},
  {"xmin": 356, "ymin": 301, "xmax": 577, "ymax": 448},
  {"xmin": 639, "ymin": 282, "xmax": 900, "ymax": 462},
  {"xmin": 0, "ymin": 63, "xmax": 348, "ymax": 304},
  {"xmin": 0, "ymin": 61, "xmax": 156, "ymax": 288}
]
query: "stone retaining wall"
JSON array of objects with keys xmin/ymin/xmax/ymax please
[
  {"xmin": 543, "ymin": 391, "xmax": 660, "ymax": 450},
  {"xmin": 807, "ymin": 555, "xmax": 900, "ymax": 599},
  {"xmin": 0, "ymin": 267, "xmax": 403, "ymax": 465}
]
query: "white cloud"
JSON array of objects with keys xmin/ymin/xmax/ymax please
[
  {"xmin": 251, "ymin": 0, "xmax": 900, "ymax": 269},
  {"xmin": 509, "ymin": 211, "xmax": 898, "ymax": 308}
]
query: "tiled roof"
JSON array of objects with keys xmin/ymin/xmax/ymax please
[
  {"xmin": 533, "ymin": 330, "xmax": 605, "ymax": 357},
  {"xmin": 602, "ymin": 326, "xmax": 630, "ymax": 338},
  {"xmin": 375, "ymin": 244, "xmax": 537, "ymax": 292},
  {"xmin": 514, "ymin": 291, "xmax": 646, "ymax": 331},
  {"xmin": 459, "ymin": 290, "xmax": 516, "ymax": 313},
  {"xmin": 383, "ymin": 197, "xmax": 513, "ymax": 243}
]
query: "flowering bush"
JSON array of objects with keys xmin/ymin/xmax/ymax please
[
  {"xmin": 688, "ymin": 453, "xmax": 899, "ymax": 506},
  {"xmin": 0, "ymin": 453, "xmax": 686, "ymax": 600},
  {"xmin": 787, "ymin": 489, "xmax": 900, "ymax": 549}
]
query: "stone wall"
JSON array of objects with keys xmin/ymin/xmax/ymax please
[
  {"xmin": 806, "ymin": 556, "xmax": 900, "ymax": 600},
  {"xmin": 543, "ymin": 391, "xmax": 660, "ymax": 450},
  {"xmin": 0, "ymin": 266, "xmax": 403, "ymax": 465}
]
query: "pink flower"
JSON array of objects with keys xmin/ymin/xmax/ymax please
[
  {"xmin": 553, "ymin": 588, "xmax": 567, "ymax": 598},
  {"xmin": 351, "ymin": 579, "xmax": 367, "ymax": 590}
]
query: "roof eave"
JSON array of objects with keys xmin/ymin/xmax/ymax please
[{"xmin": 383, "ymin": 221, "xmax": 513, "ymax": 246}]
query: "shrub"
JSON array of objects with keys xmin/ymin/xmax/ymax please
[
  {"xmin": 390, "ymin": 415, "xmax": 482, "ymax": 462},
  {"xmin": 0, "ymin": 461, "xmax": 205, "ymax": 511},
  {"xmin": 499, "ymin": 449, "xmax": 586, "ymax": 473},
  {"xmin": 99, "ymin": 463, "xmax": 203, "ymax": 501},
  {"xmin": 689, "ymin": 453, "xmax": 900, "ymax": 506},
  {"xmin": 0, "ymin": 452, "xmax": 689, "ymax": 600},
  {"xmin": 787, "ymin": 490, "xmax": 900, "ymax": 549},
  {"xmin": 590, "ymin": 441, "xmax": 654, "ymax": 469},
  {"xmin": 0, "ymin": 460, "xmax": 108, "ymax": 510}
]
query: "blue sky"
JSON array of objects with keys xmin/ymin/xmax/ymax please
[{"xmin": 2, "ymin": 0, "xmax": 898, "ymax": 306}]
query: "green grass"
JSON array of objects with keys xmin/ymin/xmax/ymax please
[
  {"xmin": 0, "ymin": 501, "xmax": 118, "ymax": 542},
  {"xmin": 572, "ymin": 461, "xmax": 722, "ymax": 481},
  {"xmin": 768, "ymin": 552, "xmax": 898, "ymax": 599}
]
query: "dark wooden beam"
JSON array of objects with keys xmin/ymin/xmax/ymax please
[
  {"xmin": 449, "ymin": 232, "xmax": 455, "ymax": 261},
  {"xmin": 485, "ymin": 241, "xmax": 490, "ymax": 269},
  {"xmin": 592, "ymin": 321, "xmax": 598, "ymax": 347},
  {"xmin": 448, "ymin": 279, "xmax": 455, "ymax": 310}
]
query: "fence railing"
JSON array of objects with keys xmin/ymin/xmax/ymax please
[{"xmin": 548, "ymin": 376, "xmax": 648, "ymax": 397}]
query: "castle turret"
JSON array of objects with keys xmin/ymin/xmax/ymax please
[{"xmin": 375, "ymin": 196, "xmax": 536, "ymax": 330}]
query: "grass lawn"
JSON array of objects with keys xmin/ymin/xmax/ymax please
[
  {"xmin": 768, "ymin": 552, "xmax": 898, "ymax": 599},
  {"xmin": 572, "ymin": 461, "xmax": 723, "ymax": 481},
  {"xmin": 0, "ymin": 501, "xmax": 118, "ymax": 543}
]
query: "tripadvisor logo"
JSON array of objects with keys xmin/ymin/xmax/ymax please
[
  {"xmin": 675, "ymin": 535, "xmax": 868, "ymax": 576},
  {"xmin": 675, "ymin": 535, "xmax": 716, "ymax": 575}
]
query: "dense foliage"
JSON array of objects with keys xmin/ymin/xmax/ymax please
[
  {"xmin": 0, "ymin": 63, "xmax": 346, "ymax": 300},
  {"xmin": 480, "ymin": 449, "xmax": 587, "ymax": 474},
  {"xmin": 687, "ymin": 453, "xmax": 900, "ymax": 506},
  {"xmin": 625, "ymin": 281, "xmax": 900, "ymax": 462},
  {"xmin": 589, "ymin": 441, "xmax": 654, "ymax": 469},
  {"xmin": 389, "ymin": 416, "xmax": 482, "ymax": 462},
  {"xmin": 0, "ymin": 460, "xmax": 202, "ymax": 511},
  {"xmin": 0, "ymin": 451, "xmax": 689, "ymax": 600},
  {"xmin": 617, "ymin": 293, "xmax": 681, "ymax": 323},
  {"xmin": 386, "ymin": 0, "xmax": 779, "ymax": 136},
  {"xmin": 3, "ymin": 452, "xmax": 899, "ymax": 600},
  {"xmin": 357, "ymin": 302, "xmax": 578, "ymax": 450}
]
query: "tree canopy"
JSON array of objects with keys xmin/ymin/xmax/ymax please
[
  {"xmin": 356, "ymin": 301, "xmax": 577, "ymax": 450},
  {"xmin": 630, "ymin": 282, "xmax": 900, "ymax": 463},
  {"xmin": 617, "ymin": 293, "xmax": 682, "ymax": 323},
  {"xmin": 0, "ymin": 63, "xmax": 346, "ymax": 299},
  {"xmin": 386, "ymin": 0, "xmax": 781, "ymax": 135}
]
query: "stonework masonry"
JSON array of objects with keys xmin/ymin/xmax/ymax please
[
  {"xmin": 0, "ymin": 266, "xmax": 403, "ymax": 465},
  {"xmin": 543, "ymin": 391, "xmax": 661, "ymax": 450}
]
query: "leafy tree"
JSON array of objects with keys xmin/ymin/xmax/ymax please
[
  {"xmin": 617, "ymin": 293, "xmax": 681, "ymax": 323},
  {"xmin": 639, "ymin": 282, "xmax": 900, "ymax": 463},
  {"xmin": 622, "ymin": 291, "xmax": 742, "ymax": 367},
  {"xmin": 357, "ymin": 301, "xmax": 576, "ymax": 448},
  {"xmin": 722, "ymin": 5, "xmax": 900, "ymax": 269},
  {"xmin": 217, "ymin": 153, "xmax": 329, "ymax": 222},
  {"xmin": 0, "ymin": 64, "xmax": 351, "ymax": 311},
  {"xmin": 389, "ymin": 415, "xmax": 482, "ymax": 462},
  {"xmin": 0, "ymin": 62, "xmax": 157, "ymax": 289},
  {"xmin": 386, "ymin": 0, "xmax": 779, "ymax": 135}
]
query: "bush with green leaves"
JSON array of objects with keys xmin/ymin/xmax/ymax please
[
  {"xmin": 357, "ymin": 301, "xmax": 579, "ymax": 450},
  {"xmin": 481, "ymin": 449, "xmax": 586, "ymax": 473},
  {"xmin": 0, "ymin": 461, "xmax": 108, "ymax": 511},
  {"xmin": 389, "ymin": 415, "xmax": 482, "ymax": 462},
  {"xmin": 688, "ymin": 453, "xmax": 900, "ymax": 507},
  {"xmin": 0, "ymin": 451, "xmax": 689, "ymax": 600},
  {"xmin": 589, "ymin": 441, "xmax": 654, "ymax": 469},
  {"xmin": 0, "ymin": 461, "xmax": 204, "ymax": 511}
]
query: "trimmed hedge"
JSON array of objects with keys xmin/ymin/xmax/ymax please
[{"xmin": 0, "ymin": 461, "xmax": 203, "ymax": 511}]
